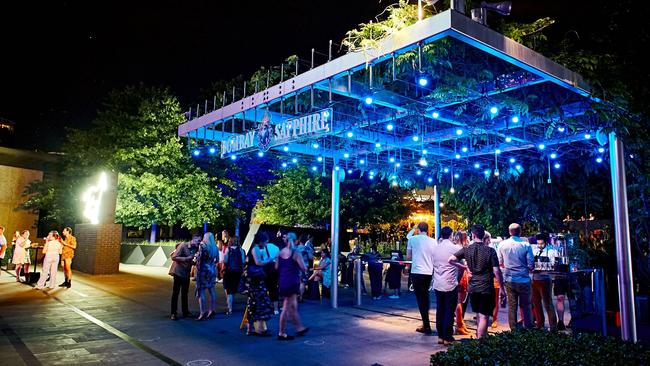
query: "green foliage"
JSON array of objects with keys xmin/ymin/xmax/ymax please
[
  {"xmin": 254, "ymin": 167, "xmax": 330, "ymax": 226},
  {"xmin": 498, "ymin": 17, "xmax": 555, "ymax": 50},
  {"xmin": 430, "ymin": 329, "xmax": 650, "ymax": 365},
  {"xmin": 341, "ymin": 178, "xmax": 414, "ymax": 228}
]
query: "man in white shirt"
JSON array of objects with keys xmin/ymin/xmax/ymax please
[
  {"xmin": 531, "ymin": 232, "xmax": 558, "ymax": 330},
  {"xmin": 497, "ymin": 223, "xmax": 535, "ymax": 330},
  {"xmin": 432, "ymin": 226, "xmax": 462, "ymax": 344},
  {"xmin": 407, "ymin": 222, "xmax": 436, "ymax": 334}
]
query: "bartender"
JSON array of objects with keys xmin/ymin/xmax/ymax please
[{"xmin": 531, "ymin": 233, "xmax": 557, "ymax": 330}]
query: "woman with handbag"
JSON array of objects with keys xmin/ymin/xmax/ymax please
[
  {"xmin": 245, "ymin": 232, "xmax": 273, "ymax": 336},
  {"xmin": 195, "ymin": 232, "xmax": 219, "ymax": 320}
]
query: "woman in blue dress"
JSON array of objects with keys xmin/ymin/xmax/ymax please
[{"xmin": 195, "ymin": 232, "xmax": 219, "ymax": 320}]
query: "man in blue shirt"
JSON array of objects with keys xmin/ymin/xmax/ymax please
[{"xmin": 497, "ymin": 223, "xmax": 534, "ymax": 330}]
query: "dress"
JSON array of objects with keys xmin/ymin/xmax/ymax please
[
  {"xmin": 246, "ymin": 250, "xmax": 272, "ymax": 322},
  {"xmin": 12, "ymin": 238, "xmax": 31, "ymax": 265},
  {"xmin": 194, "ymin": 244, "xmax": 218, "ymax": 296},
  {"xmin": 321, "ymin": 256, "xmax": 332, "ymax": 289},
  {"xmin": 278, "ymin": 251, "xmax": 301, "ymax": 298}
]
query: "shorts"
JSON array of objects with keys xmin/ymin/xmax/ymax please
[
  {"xmin": 553, "ymin": 278, "xmax": 569, "ymax": 296},
  {"xmin": 279, "ymin": 282, "xmax": 300, "ymax": 298},
  {"xmin": 470, "ymin": 291, "xmax": 496, "ymax": 316}
]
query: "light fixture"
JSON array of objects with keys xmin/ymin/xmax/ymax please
[
  {"xmin": 416, "ymin": 170, "xmax": 422, "ymax": 175},
  {"xmin": 456, "ymin": 129, "xmax": 463, "ymax": 135},
  {"xmin": 554, "ymin": 163, "xmax": 561, "ymax": 169},
  {"xmin": 419, "ymin": 158, "xmax": 428, "ymax": 167},
  {"xmin": 369, "ymin": 175, "xmax": 375, "ymax": 180},
  {"xmin": 427, "ymin": 177, "xmax": 433, "ymax": 183},
  {"xmin": 596, "ymin": 157, "xmax": 603, "ymax": 163},
  {"xmin": 432, "ymin": 111, "xmax": 440, "ymax": 119},
  {"xmin": 395, "ymin": 162, "xmax": 401, "ymax": 168},
  {"xmin": 192, "ymin": 149, "xmax": 200, "ymax": 157},
  {"xmin": 392, "ymin": 180, "xmax": 398, "ymax": 187},
  {"xmin": 386, "ymin": 123, "xmax": 394, "ymax": 131},
  {"xmin": 550, "ymin": 153, "xmax": 557, "ymax": 159},
  {"xmin": 474, "ymin": 163, "xmax": 480, "ymax": 169},
  {"xmin": 311, "ymin": 166, "xmax": 318, "ymax": 171},
  {"xmin": 455, "ymin": 154, "xmax": 461, "ymax": 159},
  {"xmin": 557, "ymin": 126, "xmax": 566, "ymax": 132},
  {"xmin": 598, "ymin": 147, "xmax": 605, "ymax": 153},
  {"xmin": 389, "ymin": 157, "xmax": 395, "ymax": 163},
  {"xmin": 230, "ymin": 155, "xmax": 237, "ymax": 160},
  {"xmin": 538, "ymin": 144, "xmax": 545, "ymax": 150},
  {"xmin": 312, "ymin": 143, "xmax": 319, "ymax": 149},
  {"xmin": 422, "ymin": 149, "xmax": 428, "ymax": 155},
  {"xmin": 359, "ymin": 159, "xmax": 365, "ymax": 165},
  {"xmin": 443, "ymin": 167, "xmax": 449, "ymax": 173},
  {"xmin": 364, "ymin": 96, "xmax": 373, "ymax": 105},
  {"xmin": 375, "ymin": 142, "xmax": 382, "ymax": 148},
  {"xmin": 347, "ymin": 169, "xmax": 353, "ymax": 174},
  {"xmin": 208, "ymin": 147, "xmax": 216, "ymax": 154},
  {"xmin": 257, "ymin": 151, "xmax": 264, "ymax": 157},
  {"xmin": 283, "ymin": 146, "xmax": 289, "ymax": 152},
  {"xmin": 292, "ymin": 158, "xmax": 298, "ymax": 163},
  {"xmin": 490, "ymin": 106, "xmax": 498, "ymax": 115},
  {"xmin": 450, "ymin": 187, "xmax": 456, "ymax": 194},
  {"xmin": 515, "ymin": 164, "xmax": 522, "ymax": 170},
  {"xmin": 511, "ymin": 116, "xmax": 519, "ymax": 123},
  {"xmin": 335, "ymin": 166, "xmax": 340, "ymax": 171},
  {"xmin": 343, "ymin": 153, "xmax": 350, "ymax": 159},
  {"xmin": 495, "ymin": 149, "xmax": 501, "ymax": 154},
  {"xmin": 505, "ymin": 137, "xmax": 512, "ymax": 143},
  {"xmin": 509, "ymin": 158, "xmax": 516, "ymax": 163},
  {"xmin": 412, "ymin": 135, "xmax": 419, "ymax": 142},
  {"xmin": 584, "ymin": 133, "xmax": 592, "ymax": 140},
  {"xmin": 282, "ymin": 162, "xmax": 288, "ymax": 168},
  {"xmin": 454, "ymin": 173, "xmax": 460, "ymax": 179},
  {"xmin": 461, "ymin": 147, "xmax": 468, "ymax": 153},
  {"xmin": 317, "ymin": 156, "xmax": 323, "ymax": 162},
  {"xmin": 418, "ymin": 76, "xmax": 429, "ymax": 87},
  {"xmin": 494, "ymin": 169, "xmax": 500, "ymax": 177},
  {"xmin": 483, "ymin": 169, "xmax": 490, "ymax": 176},
  {"xmin": 346, "ymin": 131, "xmax": 354, "ymax": 138},
  {"xmin": 82, "ymin": 172, "xmax": 108, "ymax": 225}
]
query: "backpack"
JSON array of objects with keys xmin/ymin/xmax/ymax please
[{"xmin": 227, "ymin": 247, "xmax": 244, "ymax": 272}]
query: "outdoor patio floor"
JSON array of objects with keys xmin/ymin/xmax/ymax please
[{"xmin": 0, "ymin": 264, "xmax": 514, "ymax": 366}]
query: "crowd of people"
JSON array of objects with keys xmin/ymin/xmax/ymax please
[
  {"xmin": 407, "ymin": 221, "xmax": 570, "ymax": 345},
  {"xmin": 168, "ymin": 229, "xmax": 330, "ymax": 341},
  {"xmin": 0, "ymin": 225, "xmax": 77, "ymax": 288}
]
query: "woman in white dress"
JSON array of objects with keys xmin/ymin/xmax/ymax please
[
  {"xmin": 12, "ymin": 230, "xmax": 31, "ymax": 282},
  {"xmin": 35, "ymin": 231, "xmax": 63, "ymax": 290}
]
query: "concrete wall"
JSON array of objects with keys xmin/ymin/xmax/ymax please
[
  {"xmin": 0, "ymin": 165, "xmax": 42, "ymax": 236},
  {"xmin": 73, "ymin": 223, "xmax": 123, "ymax": 274}
]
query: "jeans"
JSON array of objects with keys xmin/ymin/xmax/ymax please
[
  {"xmin": 505, "ymin": 281, "xmax": 534, "ymax": 329},
  {"xmin": 171, "ymin": 274, "xmax": 190, "ymax": 315},
  {"xmin": 412, "ymin": 274, "xmax": 433, "ymax": 329},
  {"xmin": 532, "ymin": 279, "xmax": 557, "ymax": 329},
  {"xmin": 435, "ymin": 287, "xmax": 459, "ymax": 340}
]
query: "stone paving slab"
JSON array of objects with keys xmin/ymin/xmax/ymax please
[{"xmin": 0, "ymin": 264, "xmax": 519, "ymax": 365}]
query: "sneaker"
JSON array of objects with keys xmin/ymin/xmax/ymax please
[
  {"xmin": 171, "ymin": 313, "xmax": 178, "ymax": 321},
  {"xmin": 296, "ymin": 327, "xmax": 310, "ymax": 337},
  {"xmin": 389, "ymin": 295, "xmax": 399, "ymax": 299}
]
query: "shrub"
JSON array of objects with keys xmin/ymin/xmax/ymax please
[{"xmin": 430, "ymin": 329, "xmax": 650, "ymax": 366}]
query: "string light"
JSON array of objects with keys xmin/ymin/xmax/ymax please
[
  {"xmin": 511, "ymin": 116, "xmax": 519, "ymax": 123},
  {"xmin": 418, "ymin": 77, "xmax": 429, "ymax": 87},
  {"xmin": 192, "ymin": 149, "xmax": 200, "ymax": 157},
  {"xmin": 359, "ymin": 159, "xmax": 365, "ymax": 165},
  {"xmin": 454, "ymin": 173, "xmax": 459, "ymax": 179},
  {"xmin": 554, "ymin": 163, "xmax": 561, "ymax": 169},
  {"xmin": 509, "ymin": 158, "xmax": 516, "ymax": 163},
  {"xmin": 291, "ymin": 158, "xmax": 298, "ymax": 163},
  {"xmin": 312, "ymin": 143, "xmax": 319, "ymax": 149},
  {"xmin": 422, "ymin": 149, "xmax": 428, "ymax": 155},
  {"xmin": 596, "ymin": 157, "xmax": 603, "ymax": 163},
  {"xmin": 598, "ymin": 147, "xmax": 605, "ymax": 153},
  {"xmin": 550, "ymin": 153, "xmax": 557, "ymax": 159},
  {"xmin": 311, "ymin": 166, "xmax": 318, "ymax": 171},
  {"xmin": 443, "ymin": 168, "xmax": 449, "ymax": 173},
  {"xmin": 283, "ymin": 146, "xmax": 289, "ymax": 152},
  {"xmin": 515, "ymin": 164, "xmax": 522, "ymax": 170},
  {"xmin": 375, "ymin": 142, "xmax": 382, "ymax": 148},
  {"xmin": 427, "ymin": 177, "xmax": 433, "ymax": 183},
  {"xmin": 456, "ymin": 129, "xmax": 463, "ymax": 135},
  {"xmin": 416, "ymin": 170, "xmax": 422, "ymax": 175},
  {"xmin": 505, "ymin": 137, "xmax": 512, "ymax": 143},
  {"xmin": 490, "ymin": 106, "xmax": 498, "ymax": 115},
  {"xmin": 209, "ymin": 147, "xmax": 216, "ymax": 154},
  {"xmin": 365, "ymin": 96, "xmax": 373, "ymax": 105},
  {"xmin": 317, "ymin": 156, "xmax": 323, "ymax": 162},
  {"xmin": 455, "ymin": 154, "xmax": 461, "ymax": 159},
  {"xmin": 386, "ymin": 123, "xmax": 394, "ymax": 131},
  {"xmin": 347, "ymin": 169, "xmax": 353, "ymax": 174},
  {"xmin": 346, "ymin": 131, "xmax": 354, "ymax": 138},
  {"xmin": 538, "ymin": 144, "xmax": 545, "ymax": 150},
  {"xmin": 419, "ymin": 158, "xmax": 428, "ymax": 167},
  {"xmin": 474, "ymin": 163, "xmax": 480, "ymax": 169},
  {"xmin": 282, "ymin": 162, "xmax": 288, "ymax": 168},
  {"xmin": 412, "ymin": 135, "xmax": 419, "ymax": 142},
  {"xmin": 389, "ymin": 157, "xmax": 395, "ymax": 163},
  {"xmin": 432, "ymin": 112, "xmax": 440, "ymax": 119},
  {"xmin": 257, "ymin": 151, "xmax": 264, "ymax": 157},
  {"xmin": 230, "ymin": 155, "xmax": 237, "ymax": 161},
  {"xmin": 461, "ymin": 147, "xmax": 468, "ymax": 153},
  {"xmin": 343, "ymin": 153, "xmax": 350, "ymax": 159},
  {"xmin": 584, "ymin": 133, "xmax": 592, "ymax": 140},
  {"xmin": 395, "ymin": 162, "xmax": 401, "ymax": 168},
  {"xmin": 557, "ymin": 126, "xmax": 566, "ymax": 132}
]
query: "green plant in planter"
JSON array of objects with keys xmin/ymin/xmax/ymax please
[{"xmin": 430, "ymin": 329, "xmax": 650, "ymax": 366}]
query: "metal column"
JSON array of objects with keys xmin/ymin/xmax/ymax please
[
  {"xmin": 434, "ymin": 185, "xmax": 440, "ymax": 239},
  {"xmin": 330, "ymin": 167, "xmax": 342, "ymax": 308},
  {"xmin": 609, "ymin": 132, "xmax": 637, "ymax": 342}
]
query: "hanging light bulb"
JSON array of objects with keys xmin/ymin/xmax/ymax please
[
  {"xmin": 209, "ymin": 147, "xmax": 216, "ymax": 154},
  {"xmin": 450, "ymin": 187, "xmax": 456, "ymax": 194},
  {"xmin": 192, "ymin": 149, "xmax": 200, "ymax": 157},
  {"xmin": 419, "ymin": 158, "xmax": 428, "ymax": 167},
  {"xmin": 346, "ymin": 131, "xmax": 354, "ymax": 138},
  {"xmin": 230, "ymin": 155, "xmax": 237, "ymax": 161},
  {"xmin": 317, "ymin": 156, "xmax": 323, "ymax": 162},
  {"xmin": 511, "ymin": 116, "xmax": 519, "ymax": 123},
  {"xmin": 283, "ymin": 146, "xmax": 289, "ymax": 152},
  {"xmin": 494, "ymin": 169, "xmax": 500, "ymax": 177},
  {"xmin": 389, "ymin": 157, "xmax": 395, "ymax": 163},
  {"xmin": 490, "ymin": 106, "xmax": 498, "ymax": 115},
  {"xmin": 386, "ymin": 123, "xmax": 394, "ymax": 131},
  {"xmin": 461, "ymin": 147, "xmax": 468, "ymax": 153},
  {"xmin": 505, "ymin": 137, "xmax": 512, "ymax": 143},
  {"xmin": 432, "ymin": 111, "xmax": 440, "ymax": 119},
  {"xmin": 312, "ymin": 142, "xmax": 319, "ymax": 149},
  {"xmin": 257, "ymin": 151, "xmax": 264, "ymax": 157}
]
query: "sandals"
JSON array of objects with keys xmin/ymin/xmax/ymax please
[
  {"xmin": 196, "ymin": 313, "xmax": 207, "ymax": 321},
  {"xmin": 296, "ymin": 327, "xmax": 310, "ymax": 337},
  {"xmin": 277, "ymin": 334, "xmax": 295, "ymax": 341}
]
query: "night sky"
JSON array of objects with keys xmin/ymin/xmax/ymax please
[{"xmin": 0, "ymin": 0, "xmax": 604, "ymax": 150}]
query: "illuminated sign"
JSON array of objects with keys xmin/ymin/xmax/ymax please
[
  {"xmin": 220, "ymin": 108, "xmax": 332, "ymax": 158},
  {"xmin": 82, "ymin": 172, "xmax": 108, "ymax": 224}
]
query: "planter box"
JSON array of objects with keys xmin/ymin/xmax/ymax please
[{"xmin": 120, "ymin": 243, "xmax": 174, "ymax": 267}]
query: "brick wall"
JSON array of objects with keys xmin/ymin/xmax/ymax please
[{"xmin": 73, "ymin": 223, "xmax": 122, "ymax": 274}]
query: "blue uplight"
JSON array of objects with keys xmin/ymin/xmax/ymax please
[
  {"xmin": 386, "ymin": 123, "xmax": 394, "ymax": 131},
  {"xmin": 490, "ymin": 106, "xmax": 498, "ymax": 115},
  {"xmin": 365, "ymin": 96, "xmax": 373, "ymax": 105},
  {"xmin": 346, "ymin": 131, "xmax": 354, "ymax": 138},
  {"xmin": 596, "ymin": 157, "xmax": 603, "ymax": 163},
  {"xmin": 208, "ymin": 147, "xmax": 216, "ymax": 154},
  {"xmin": 511, "ymin": 116, "xmax": 519, "ymax": 123},
  {"xmin": 192, "ymin": 149, "xmax": 200, "ymax": 157},
  {"xmin": 432, "ymin": 112, "xmax": 440, "ymax": 119}
]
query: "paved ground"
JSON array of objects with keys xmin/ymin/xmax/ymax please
[{"xmin": 0, "ymin": 264, "xmax": 513, "ymax": 366}]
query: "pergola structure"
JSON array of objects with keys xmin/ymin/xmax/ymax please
[{"xmin": 179, "ymin": 9, "xmax": 636, "ymax": 341}]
